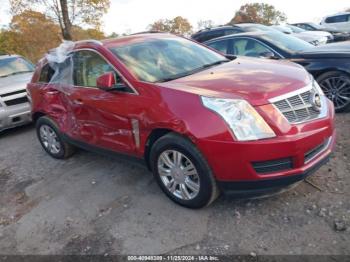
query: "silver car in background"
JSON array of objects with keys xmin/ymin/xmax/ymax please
[
  {"xmin": 271, "ymin": 25, "xmax": 329, "ymax": 45},
  {"xmin": 0, "ymin": 55, "xmax": 34, "ymax": 132}
]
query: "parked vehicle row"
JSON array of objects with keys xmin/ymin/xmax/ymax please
[
  {"xmin": 192, "ymin": 23, "xmax": 337, "ymax": 46},
  {"xmin": 291, "ymin": 22, "xmax": 350, "ymax": 42},
  {"xmin": 271, "ymin": 25, "xmax": 329, "ymax": 45}
]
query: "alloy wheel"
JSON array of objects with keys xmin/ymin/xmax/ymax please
[
  {"xmin": 39, "ymin": 124, "xmax": 61, "ymax": 154},
  {"xmin": 157, "ymin": 150, "xmax": 200, "ymax": 200},
  {"xmin": 319, "ymin": 75, "xmax": 350, "ymax": 111}
]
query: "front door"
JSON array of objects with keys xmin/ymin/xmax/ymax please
[{"xmin": 67, "ymin": 49, "xmax": 138, "ymax": 154}]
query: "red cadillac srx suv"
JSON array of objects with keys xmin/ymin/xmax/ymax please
[{"xmin": 27, "ymin": 33, "xmax": 335, "ymax": 208}]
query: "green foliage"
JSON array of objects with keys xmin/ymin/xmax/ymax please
[
  {"xmin": 229, "ymin": 3, "xmax": 287, "ymax": 25},
  {"xmin": 0, "ymin": 10, "xmax": 105, "ymax": 62},
  {"xmin": 149, "ymin": 16, "xmax": 193, "ymax": 35},
  {"xmin": 197, "ymin": 20, "xmax": 215, "ymax": 30},
  {"xmin": 9, "ymin": 0, "xmax": 110, "ymax": 39}
]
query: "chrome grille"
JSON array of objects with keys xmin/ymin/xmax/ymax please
[{"xmin": 272, "ymin": 87, "xmax": 321, "ymax": 124}]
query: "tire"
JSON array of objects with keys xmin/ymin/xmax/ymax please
[
  {"xmin": 36, "ymin": 116, "xmax": 75, "ymax": 159},
  {"xmin": 317, "ymin": 71, "xmax": 350, "ymax": 113},
  {"xmin": 149, "ymin": 133, "xmax": 219, "ymax": 208}
]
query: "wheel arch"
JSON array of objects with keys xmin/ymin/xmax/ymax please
[
  {"xmin": 32, "ymin": 111, "xmax": 46, "ymax": 122},
  {"xmin": 143, "ymin": 128, "xmax": 199, "ymax": 170}
]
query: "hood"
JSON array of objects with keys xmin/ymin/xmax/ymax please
[
  {"xmin": 293, "ymin": 33, "xmax": 323, "ymax": 42},
  {"xmin": 297, "ymin": 42, "xmax": 350, "ymax": 58},
  {"xmin": 301, "ymin": 31, "xmax": 332, "ymax": 37},
  {"xmin": 157, "ymin": 57, "xmax": 310, "ymax": 106},
  {"xmin": 0, "ymin": 72, "xmax": 33, "ymax": 96}
]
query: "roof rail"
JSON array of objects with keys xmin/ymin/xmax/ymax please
[
  {"xmin": 130, "ymin": 30, "xmax": 167, "ymax": 35},
  {"xmin": 74, "ymin": 39, "xmax": 103, "ymax": 45}
]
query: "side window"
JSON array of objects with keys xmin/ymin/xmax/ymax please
[
  {"xmin": 303, "ymin": 24, "xmax": 314, "ymax": 30},
  {"xmin": 207, "ymin": 40, "xmax": 229, "ymax": 54},
  {"xmin": 38, "ymin": 64, "xmax": 55, "ymax": 83},
  {"xmin": 73, "ymin": 50, "xmax": 115, "ymax": 88},
  {"xmin": 297, "ymin": 24, "xmax": 311, "ymax": 30},
  {"xmin": 325, "ymin": 15, "xmax": 348, "ymax": 23},
  {"xmin": 231, "ymin": 39, "xmax": 272, "ymax": 57}
]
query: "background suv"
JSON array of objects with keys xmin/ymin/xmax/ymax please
[
  {"xmin": 28, "ymin": 34, "xmax": 335, "ymax": 208},
  {"xmin": 0, "ymin": 55, "xmax": 34, "ymax": 131},
  {"xmin": 321, "ymin": 12, "xmax": 350, "ymax": 32}
]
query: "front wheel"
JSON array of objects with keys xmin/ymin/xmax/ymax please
[
  {"xmin": 36, "ymin": 116, "xmax": 75, "ymax": 159},
  {"xmin": 317, "ymin": 71, "xmax": 350, "ymax": 112},
  {"xmin": 150, "ymin": 133, "xmax": 218, "ymax": 208}
]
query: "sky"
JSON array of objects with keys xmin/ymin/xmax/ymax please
[{"xmin": 1, "ymin": 0, "xmax": 349, "ymax": 34}]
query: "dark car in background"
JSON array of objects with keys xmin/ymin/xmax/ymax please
[
  {"xmin": 191, "ymin": 25, "xmax": 245, "ymax": 43},
  {"xmin": 292, "ymin": 22, "xmax": 350, "ymax": 42},
  {"xmin": 204, "ymin": 31, "xmax": 350, "ymax": 112},
  {"xmin": 191, "ymin": 24, "xmax": 275, "ymax": 43}
]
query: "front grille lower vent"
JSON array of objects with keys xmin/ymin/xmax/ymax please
[
  {"xmin": 4, "ymin": 96, "xmax": 29, "ymax": 106},
  {"xmin": 0, "ymin": 90, "xmax": 27, "ymax": 97},
  {"xmin": 273, "ymin": 89, "xmax": 320, "ymax": 124},
  {"xmin": 252, "ymin": 157, "xmax": 293, "ymax": 174},
  {"xmin": 304, "ymin": 137, "xmax": 331, "ymax": 163}
]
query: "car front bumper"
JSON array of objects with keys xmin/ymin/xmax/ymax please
[
  {"xmin": 196, "ymin": 99, "xmax": 335, "ymax": 195},
  {"xmin": 0, "ymin": 103, "xmax": 32, "ymax": 131}
]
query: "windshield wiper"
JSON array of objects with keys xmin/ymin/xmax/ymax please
[
  {"xmin": 201, "ymin": 59, "xmax": 230, "ymax": 69},
  {"xmin": 157, "ymin": 60, "xmax": 230, "ymax": 83},
  {"xmin": 0, "ymin": 70, "xmax": 33, "ymax": 78}
]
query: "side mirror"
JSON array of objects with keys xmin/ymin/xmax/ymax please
[
  {"xmin": 259, "ymin": 51, "xmax": 279, "ymax": 60},
  {"xmin": 96, "ymin": 72, "xmax": 116, "ymax": 90}
]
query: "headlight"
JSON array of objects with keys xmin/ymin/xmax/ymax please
[{"xmin": 201, "ymin": 97, "xmax": 276, "ymax": 141}]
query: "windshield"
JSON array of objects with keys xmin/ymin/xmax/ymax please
[
  {"xmin": 0, "ymin": 57, "xmax": 34, "ymax": 78},
  {"xmin": 286, "ymin": 25, "xmax": 305, "ymax": 33},
  {"xmin": 308, "ymin": 23, "xmax": 323, "ymax": 30},
  {"xmin": 261, "ymin": 32, "xmax": 314, "ymax": 53},
  {"xmin": 109, "ymin": 37, "xmax": 228, "ymax": 82}
]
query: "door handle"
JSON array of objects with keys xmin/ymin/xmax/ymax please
[
  {"xmin": 73, "ymin": 99, "xmax": 84, "ymax": 105},
  {"xmin": 47, "ymin": 90, "xmax": 59, "ymax": 95}
]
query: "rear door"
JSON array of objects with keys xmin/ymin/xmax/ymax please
[{"xmin": 67, "ymin": 49, "xmax": 138, "ymax": 154}]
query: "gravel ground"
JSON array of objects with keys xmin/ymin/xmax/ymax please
[{"xmin": 0, "ymin": 114, "xmax": 349, "ymax": 256}]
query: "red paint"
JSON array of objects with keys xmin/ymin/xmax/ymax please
[
  {"xmin": 96, "ymin": 72, "xmax": 116, "ymax": 89},
  {"xmin": 28, "ymin": 34, "xmax": 335, "ymax": 183}
]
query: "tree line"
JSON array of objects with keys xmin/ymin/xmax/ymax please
[{"xmin": 0, "ymin": 1, "xmax": 349, "ymax": 63}]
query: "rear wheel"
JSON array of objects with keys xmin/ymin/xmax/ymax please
[
  {"xmin": 317, "ymin": 71, "xmax": 350, "ymax": 112},
  {"xmin": 150, "ymin": 133, "xmax": 218, "ymax": 208},
  {"xmin": 36, "ymin": 116, "xmax": 75, "ymax": 159}
]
